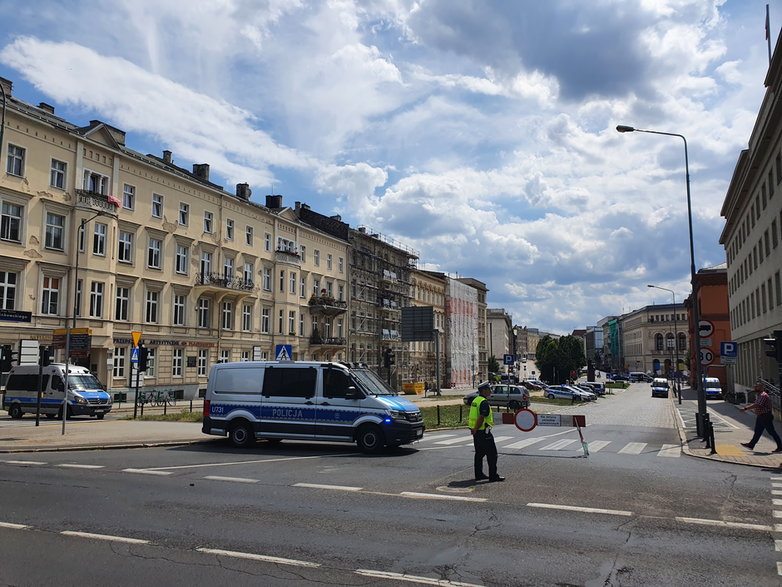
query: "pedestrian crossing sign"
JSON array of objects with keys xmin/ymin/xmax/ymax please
[{"xmin": 275, "ymin": 344, "xmax": 293, "ymax": 361}]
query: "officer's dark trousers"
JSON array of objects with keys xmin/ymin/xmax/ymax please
[
  {"xmin": 473, "ymin": 429, "xmax": 498, "ymax": 478},
  {"xmin": 748, "ymin": 413, "xmax": 782, "ymax": 449}
]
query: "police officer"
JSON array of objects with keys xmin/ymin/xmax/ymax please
[{"xmin": 469, "ymin": 382, "xmax": 505, "ymax": 482}]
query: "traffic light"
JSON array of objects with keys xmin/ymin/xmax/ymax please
[
  {"xmin": 137, "ymin": 342, "xmax": 149, "ymax": 371},
  {"xmin": 1, "ymin": 345, "xmax": 15, "ymax": 372},
  {"xmin": 383, "ymin": 348, "xmax": 395, "ymax": 368},
  {"xmin": 765, "ymin": 331, "xmax": 782, "ymax": 362},
  {"xmin": 39, "ymin": 346, "xmax": 52, "ymax": 367}
]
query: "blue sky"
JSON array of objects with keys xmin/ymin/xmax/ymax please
[{"xmin": 0, "ymin": 0, "xmax": 777, "ymax": 334}]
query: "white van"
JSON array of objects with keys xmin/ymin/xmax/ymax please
[
  {"xmin": 703, "ymin": 377, "xmax": 723, "ymax": 399},
  {"xmin": 3, "ymin": 363, "xmax": 112, "ymax": 419},
  {"xmin": 202, "ymin": 361, "xmax": 425, "ymax": 452},
  {"xmin": 651, "ymin": 378, "xmax": 669, "ymax": 398}
]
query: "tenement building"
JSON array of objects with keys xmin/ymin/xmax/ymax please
[{"xmin": 0, "ymin": 77, "xmax": 348, "ymax": 398}]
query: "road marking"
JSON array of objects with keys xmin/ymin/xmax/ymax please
[
  {"xmin": 2, "ymin": 460, "xmax": 46, "ymax": 465},
  {"xmin": 676, "ymin": 517, "xmax": 772, "ymax": 532},
  {"xmin": 540, "ymin": 439, "xmax": 578, "ymax": 451},
  {"xmin": 57, "ymin": 464, "xmax": 105, "ymax": 469},
  {"xmin": 0, "ymin": 521, "xmax": 30, "ymax": 530},
  {"xmin": 355, "ymin": 569, "xmax": 482, "ymax": 586},
  {"xmin": 504, "ymin": 437, "xmax": 546, "ymax": 449},
  {"xmin": 435, "ymin": 436, "xmax": 471, "ymax": 445},
  {"xmin": 778, "ymin": 562, "xmax": 782, "ymax": 576},
  {"xmin": 774, "ymin": 499, "xmax": 782, "ymax": 506},
  {"xmin": 419, "ymin": 433, "xmax": 458, "ymax": 442},
  {"xmin": 204, "ymin": 476, "xmax": 259, "ymax": 484},
  {"xmin": 141, "ymin": 454, "xmax": 347, "ymax": 472},
  {"xmin": 294, "ymin": 483, "xmax": 363, "ymax": 492},
  {"xmin": 61, "ymin": 531, "xmax": 150, "ymax": 544},
  {"xmin": 587, "ymin": 440, "xmax": 611, "ymax": 453},
  {"xmin": 618, "ymin": 442, "xmax": 646, "ymax": 455},
  {"xmin": 197, "ymin": 547, "xmax": 320, "ymax": 567},
  {"xmin": 772, "ymin": 490, "xmax": 782, "ymax": 496},
  {"xmin": 776, "ymin": 539, "xmax": 782, "ymax": 551},
  {"xmin": 401, "ymin": 492, "xmax": 487, "ymax": 503},
  {"xmin": 770, "ymin": 476, "xmax": 782, "ymax": 481},
  {"xmin": 657, "ymin": 444, "xmax": 681, "ymax": 458},
  {"xmin": 715, "ymin": 445, "xmax": 744, "ymax": 456},
  {"xmin": 527, "ymin": 503, "xmax": 632, "ymax": 516},
  {"xmin": 492, "ymin": 436, "xmax": 514, "ymax": 443},
  {"xmin": 122, "ymin": 468, "xmax": 172, "ymax": 476},
  {"xmin": 773, "ymin": 510, "xmax": 782, "ymax": 519}
]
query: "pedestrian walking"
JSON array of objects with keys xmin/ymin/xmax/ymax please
[
  {"xmin": 740, "ymin": 382, "xmax": 782, "ymax": 453},
  {"xmin": 469, "ymin": 382, "xmax": 505, "ymax": 482}
]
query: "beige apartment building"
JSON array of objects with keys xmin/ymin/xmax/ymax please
[
  {"xmin": 621, "ymin": 304, "xmax": 689, "ymax": 376},
  {"xmin": 0, "ymin": 78, "xmax": 348, "ymax": 397},
  {"xmin": 408, "ymin": 269, "xmax": 447, "ymax": 388}
]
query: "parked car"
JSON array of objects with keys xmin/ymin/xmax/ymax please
[
  {"xmin": 629, "ymin": 372, "xmax": 653, "ymax": 383},
  {"xmin": 545, "ymin": 385, "xmax": 595, "ymax": 402},
  {"xmin": 525, "ymin": 378, "xmax": 547, "ymax": 388},
  {"xmin": 463, "ymin": 384, "xmax": 530, "ymax": 410},
  {"xmin": 576, "ymin": 382, "xmax": 605, "ymax": 397},
  {"xmin": 606, "ymin": 373, "xmax": 629, "ymax": 381},
  {"xmin": 519, "ymin": 380, "xmax": 543, "ymax": 391}
]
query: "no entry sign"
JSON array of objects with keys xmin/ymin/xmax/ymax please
[{"xmin": 514, "ymin": 408, "xmax": 537, "ymax": 432}]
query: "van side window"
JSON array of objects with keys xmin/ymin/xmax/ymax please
[
  {"xmin": 214, "ymin": 367, "xmax": 263, "ymax": 394},
  {"xmin": 323, "ymin": 369, "xmax": 352, "ymax": 399},
  {"xmin": 262, "ymin": 367, "xmax": 316, "ymax": 398},
  {"xmin": 53, "ymin": 377, "xmax": 64, "ymax": 392}
]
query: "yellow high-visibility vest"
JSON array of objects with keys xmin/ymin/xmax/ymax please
[{"xmin": 469, "ymin": 395, "xmax": 493, "ymax": 430}]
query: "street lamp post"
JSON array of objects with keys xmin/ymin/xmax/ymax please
[
  {"xmin": 648, "ymin": 284, "xmax": 682, "ymax": 404},
  {"xmin": 618, "ymin": 125, "xmax": 705, "ymax": 426}
]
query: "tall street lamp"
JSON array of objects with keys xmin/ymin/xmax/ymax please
[
  {"xmin": 617, "ymin": 125, "xmax": 705, "ymax": 427},
  {"xmin": 648, "ymin": 284, "xmax": 682, "ymax": 404}
]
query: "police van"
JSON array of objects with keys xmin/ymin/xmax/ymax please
[
  {"xmin": 703, "ymin": 377, "xmax": 723, "ymax": 399},
  {"xmin": 651, "ymin": 377, "xmax": 670, "ymax": 398},
  {"xmin": 202, "ymin": 361, "xmax": 425, "ymax": 452},
  {"xmin": 3, "ymin": 363, "xmax": 112, "ymax": 419}
]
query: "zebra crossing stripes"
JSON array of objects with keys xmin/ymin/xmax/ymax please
[
  {"xmin": 618, "ymin": 442, "xmax": 647, "ymax": 455},
  {"xmin": 505, "ymin": 437, "xmax": 547, "ymax": 449},
  {"xmin": 657, "ymin": 444, "xmax": 681, "ymax": 458},
  {"xmin": 586, "ymin": 440, "xmax": 611, "ymax": 453},
  {"xmin": 541, "ymin": 439, "xmax": 578, "ymax": 451}
]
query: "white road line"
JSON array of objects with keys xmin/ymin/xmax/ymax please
[
  {"xmin": 773, "ymin": 490, "xmax": 782, "ymax": 496},
  {"xmin": 588, "ymin": 440, "xmax": 612, "ymax": 452},
  {"xmin": 618, "ymin": 442, "xmax": 646, "ymax": 455},
  {"xmin": 492, "ymin": 436, "xmax": 514, "ymax": 443},
  {"xmin": 142, "ymin": 454, "xmax": 346, "ymax": 472},
  {"xmin": 419, "ymin": 434, "xmax": 457, "ymax": 442},
  {"xmin": 657, "ymin": 444, "xmax": 681, "ymax": 458},
  {"xmin": 773, "ymin": 510, "xmax": 782, "ymax": 519},
  {"xmin": 0, "ymin": 521, "xmax": 30, "ymax": 530},
  {"xmin": 57, "ymin": 464, "xmax": 105, "ymax": 469},
  {"xmin": 293, "ymin": 483, "xmax": 362, "ymax": 492},
  {"xmin": 122, "ymin": 468, "xmax": 172, "ymax": 476},
  {"xmin": 773, "ymin": 499, "xmax": 782, "ymax": 506},
  {"xmin": 204, "ymin": 476, "xmax": 259, "ymax": 484},
  {"xmin": 355, "ymin": 569, "xmax": 482, "ymax": 586},
  {"xmin": 400, "ymin": 492, "xmax": 487, "ymax": 503},
  {"xmin": 773, "ymin": 483, "xmax": 782, "ymax": 488},
  {"xmin": 770, "ymin": 476, "xmax": 782, "ymax": 481},
  {"xmin": 776, "ymin": 539, "xmax": 782, "ymax": 551},
  {"xmin": 61, "ymin": 531, "xmax": 150, "ymax": 544},
  {"xmin": 540, "ymin": 439, "xmax": 578, "ymax": 451},
  {"xmin": 676, "ymin": 517, "xmax": 772, "ymax": 532},
  {"xmin": 527, "ymin": 502, "xmax": 633, "ymax": 517},
  {"xmin": 504, "ymin": 437, "xmax": 547, "ymax": 449},
  {"xmin": 435, "ymin": 436, "xmax": 471, "ymax": 445},
  {"xmin": 197, "ymin": 547, "xmax": 320, "ymax": 567},
  {"xmin": 777, "ymin": 562, "xmax": 782, "ymax": 576},
  {"xmin": 2, "ymin": 460, "xmax": 46, "ymax": 465}
]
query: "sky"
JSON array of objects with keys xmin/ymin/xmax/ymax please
[{"xmin": 0, "ymin": 0, "xmax": 777, "ymax": 335}]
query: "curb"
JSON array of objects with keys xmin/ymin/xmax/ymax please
[{"xmin": 0, "ymin": 438, "xmax": 214, "ymax": 454}]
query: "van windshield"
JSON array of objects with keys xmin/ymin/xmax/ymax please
[
  {"xmin": 68, "ymin": 374, "xmax": 103, "ymax": 390},
  {"xmin": 350, "ymin": 368, "xmax": 397, "ymax": 396}
]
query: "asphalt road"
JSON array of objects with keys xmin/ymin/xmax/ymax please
[{"xmin": 1, "ymin": 384, "xmax": 779, "ymax": 586}]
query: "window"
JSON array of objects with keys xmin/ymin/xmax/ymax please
[
  {"xmin": 243, "ymin": 263, "xmax": 253, "ymax": 286},
  {"xmin": 172, "ymin": 349, "xmax": 183, "ymax": 377},
  {"xmin": 78, "ymin": 223, "xmax": 85, "ymax": 253},
  {"xmin": 220, "ymin": 350, "xmax": 230, "ymax": 364},
  {"xmin": 314, "ymin": 249, "xmax": 320, "ymax": 266},
  {"xmin": 197, "ymin": 298, "xmax": 211, "ymax": 328},
  {"xmin": 75, "ymin": 279, "xmax": 82, "ymax": 318},
  {"xmin": 204, "ymin": 211, "xmax": 213, "ymax": 233},
  {"xmin": 261, "ymin": 308, "xmax": 270, "ymax": 333},
  {"xmin": 221, "ymin": 301, "xmax": 233, "ymax": 330},
  {"xmin": 45, "ymin": 213, "xmax": 65, "ymax": 250},
  {"xmin": 115, "ymin": 286, "xmax": 129, "ymax": 321},
  {"xmin": 300, "ymin": 245, "xmax": 306, "ymax": 262},
  {"xmin": 262, "ymin": 367, "xmax": 317, "ymax": 398},
  {"xmin": 300, "ymin": 275, "xmax": 306, "ymax": 298},
  {"xmin": 93, "ymin": 223, "xmax": 107, "ymax": 256},
  {"xmin": 262, "ymin": 268, "xmax": 271, "ymax": 290},
  {"xmin": 246, "ymin": 226, "xmax": 253, "ymax": 246},
  {"xmin": 113, "ymin": 348, "xmax": 126, "ymax": 379},
  {"xmin": 277, "ymin": 237, "xmax": 296, "ymax": 253},
  {"xmin": 242, "ymin": 304, "xmax": 252, "ymax": 331},
  {"xmin": 279, "ymin": 270, "xmax": 285, "ymax": 292},
  {"xmin": 278, "ymin": 309, "xmax": 284, "ymax": 333},
  {"xmin": 145, "ymin": 290, "xmax": 159, "ymax": 323},
  {"xmin": 41, "ymin": 276, "xmax": 60, "ymax": 315},
  {"xmin": 226, "ymin": 219, "xmax": 234, "ymax": 240},
  {"xmin": 655, "ymin": 333, "xmax": 663, "ymax": 351},
  {"xmin": 152, "ymin": 193, "xmax": 163, "ymax": 218},
  {"xmin": 290, "ymin": 271, "xmax": 296, "ymax": 294},
  {"xmin": 0, "ymin": 271, "xmax": 17, "ymax": 310},
  {"xmin": 338, "ymin": 257, "xmax": 344, "ymax": 273},
  {"xmin": 197, "ymin": 349, "xmax": 209, "ymax": 377},
  {"xmin": 299, "ymin": 313, "xmax": 305, "ymax": 335},
  {"xmin": 241, "ymin": 351, "xmax": 250, "ymax": 362},
  {"xmin": 338, "ymin": 284, "xmax": 345, "ymax": 301},
  {"xmin": 179, "ymin": 202, "xmax": 189, "ymax": 225},
  {"xmin": 327, "ymin": 254, "xmax": 333, "ymax": 270},
  {"xmin": 89, "ymin": 281, "xmax": 104, "ymax": 317},
  {"xmin": 83, "ymin": 169, "xmax": 109, "ymax": 194},
  {"xmin": 324, "ymin": 369, "xmax": 352, "ymax": 399},
  {"xmin": 173, "ymin": 294, "xmax": 186, "ymax": 326},
  {"xmin": 147, "ymin": 238, "xmax": 162, "ymax": 269},
  {"xmin": 289, "ymin": 310, "xmax": 296, "ymax": 333},
  {"xmin": 200, "ymin": 251, "xmax": 212, "ymax": 275},
  {"xmin": 122, "ymin": 184, "xmax": 135, "ymax": 209},
  {"xmin": 265, "ymin": 233, "xmax": 272, "ymax": 252},
  {"xmin": 1, "ymin": 202, "xmax": 22, "ymax": 242},
  {"xmin": 222, "ymin": 258, "xmax": 233, "ymax": 280},
  {"xmin": 6, "ymin": 144, "xmax": 25, "ymax": 176},
  {"xmin": 176, "ymin": 245, "xmax": 189, "ymax": 274},
  {"xmin": 145, "ymin": 348, "xmax": 156, "ymax": 378},
  {"xmin": 118, "ymin": 231, "xmax": 134, "ymax": 263},
  {"xmin": 50, "ymin": 159, "xmax": 66, "ymax": 189}
]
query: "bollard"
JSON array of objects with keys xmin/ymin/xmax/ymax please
[
  {"xmin": 702, "ymin": 414, "xmax": 712, "ymax": 448},
  {"xmin": 708, "ymin": 419, "xmax": 717, "ymax": 454},
  {"xmin": 437, "ymin": 404, "xmax": 441, "ymax": 426},
  {"xmin": 695, "ymin": 412, "xmax": 702, "ymax": 438},
  {"xmin": 459, "ymin": 404, "xmax": 463, "ymax": 422}
]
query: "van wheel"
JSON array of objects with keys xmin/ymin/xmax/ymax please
[
  {"xmin": 9, "ymin": 404, "xmax": 23, "ymax": 419},
  {"xmin": 357, "ymin": 424, "xmax": 385, "ymax": 454},
  {"xmin": 45, "ymin": 413, "xmax": 56, "ymax": 419},
  {"xmin": 547, "ymin": 393, "xmax": 555, "ymax": 400},
  {"xmin": 229, "ymin": 421, "xmax": 255, "ymax": 448},
  {"xmin": 96, "ymin": 413, "xmax": 105, "ymax": 420},
  {"xmin": 57, "ymin": 406, "xmax": 72, "ymax": 420}
]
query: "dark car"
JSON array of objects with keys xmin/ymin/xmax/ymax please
[{"xmin": 463, "ymin": 384, "xmax": 530, "ymax": 410}]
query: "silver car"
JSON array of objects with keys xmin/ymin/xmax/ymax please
[{"xmin": 463, "ymin": 384, "xmax": 530, "ymax": 410}]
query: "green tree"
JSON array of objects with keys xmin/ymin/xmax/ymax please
[
  {"xmin": 535, "ymin": 336, "xmax": 560, "ymax": 383},
  {"xmin": 487, "ymin": 355, "xmax": 500, "ymax": 381},
  {"xmin": 535, "ymin": 335, "xmax": 586, "ymax": 384}
]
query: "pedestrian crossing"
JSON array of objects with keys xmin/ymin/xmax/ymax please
[{"xmin": 421, "ymin": 432, "xmax": 681, "ymax": 458}]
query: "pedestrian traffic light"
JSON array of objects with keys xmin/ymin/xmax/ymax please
[
  {"xmin": 383, "ymin": 348, "xmax": 395, "ymax": 368},
  {"xmin": 39, "ymin": 346, "xmax": 52, "ymax": 367},
  {"xmin": 1, "ymin": 345, "xmax": 14, "ymax": 372},
  {"xmin": 137, "ymin": 342, "xmax": 149, "ymax": 371},
  {"xmin": 765, "ymin": 331, "xmax": 782, "ymax": 362}
]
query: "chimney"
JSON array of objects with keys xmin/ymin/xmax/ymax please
[
  {"xmin": 0, "ymin": 77, "xmax": 12, "ymax": 97},
  {"xmin": 330, "ymin": 214, "xmax": 342, "ymax": 222},
  {"xmin": 265, "ymin": 194, "xmax": 283, "ymax": 209},
  {"xmin": 192, "ymin": 164, "xmax": 210, "ymax": 181},
  {"xmin": 236, "ymin": 183, "xmax": 252, "ymax": 200},
  {"xmin": 163, "ymin": 150, "xmax": 172, "ymax": 164},
  {"xmin": 38, "ymin": 102, "xmax": 55, "ymax": 114}
]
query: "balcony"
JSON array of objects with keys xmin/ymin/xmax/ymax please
[
  {"xmin": 309, "ymin": 335, "xmax": 346, "ymax": 347},
  {"xmin": 275, "ymin": 249, "xmax": 301, "ymax": 266},
  {"xmin": 195, "ymin": 272, "xmax": 254, "ymax": 292},
  {"xmin": 308, "ymin": 295, "xmax": 347, "ymax": 317}
]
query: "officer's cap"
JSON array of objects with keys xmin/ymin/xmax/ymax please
[{"xmin": 478, "ymin": 381, "xmax": 491, "ymax": 392}]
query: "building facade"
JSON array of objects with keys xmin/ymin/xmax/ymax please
[
  {"xmin": 621, "ymin": 304, "xmax": 689, "ymax": 376},
  {"xmin": 408, "ymin": 269, "xmax": 447, "ymax": 388},
  {"xmin": 455, "ymin": 277, "xmax": 488, "ymax": 382}
]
